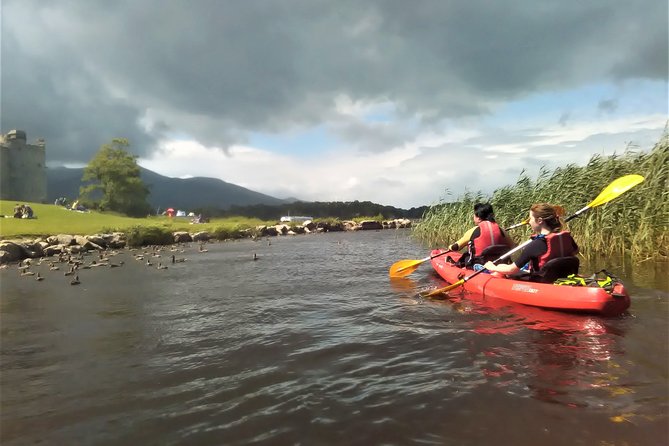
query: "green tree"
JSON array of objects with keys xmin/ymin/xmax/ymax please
[{"xmin": 80, "ymin": 138, "xmax": 151, "ymax": 217}]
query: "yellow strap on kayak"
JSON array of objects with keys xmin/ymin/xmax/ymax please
[{"xmin": 554, "ymin": 271, "xmax": 617, "ymax": 290}]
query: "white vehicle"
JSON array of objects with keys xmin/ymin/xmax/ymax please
[{"xmin": 280, "ymin": 215, "xmax": 313, "ymax": 223}]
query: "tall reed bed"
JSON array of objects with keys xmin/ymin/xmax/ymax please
[{"xmin": 414, "ymin": 131, "xmax": 668, "ymax": 262}]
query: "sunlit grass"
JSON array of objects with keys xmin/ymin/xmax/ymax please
[
  {"xmin": 0, "ymin": 201, "xmax": 273, "ymax": 239},
  {"xmin": 414, "ymin": 130, "xmax": 669, "ymax": 262}
]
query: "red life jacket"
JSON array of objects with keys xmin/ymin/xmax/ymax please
[
  {"xmin": 472, "ymin": 221, "xmax": 510, "ymax": 256},
  {"xmin": 536, "ymin": 231, "xmax": 578, "ymax": 269}
]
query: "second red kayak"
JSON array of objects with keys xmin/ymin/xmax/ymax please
[{"xmin": 429, "ymin": 250, "xmax": 630, "ymax": 316}]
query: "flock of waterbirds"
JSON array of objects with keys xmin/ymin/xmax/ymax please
[
  {"xmin": 1, "ymin": 235, "xmax": 276, "ymax": 286},
  {"xmin": 2, "ymin": 242, "xmax": 209, "ymax": 285}
]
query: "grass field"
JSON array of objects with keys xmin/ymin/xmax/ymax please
[{"xmin": 0, "ymin": 201, "xmax": 271, "ymax": 239}]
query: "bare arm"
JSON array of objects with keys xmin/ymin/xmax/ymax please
[
  {"xmin": 482, "ymin": 238, "xmax": 545, "ymax": 274},
  {"xmin": 483, "ymin": 261, "xmax": 521, "ymax": 275}
]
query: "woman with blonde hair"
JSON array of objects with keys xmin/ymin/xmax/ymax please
[{"xmin": 483, "ymin": 203, "xmax": 578, "ymax": 276}]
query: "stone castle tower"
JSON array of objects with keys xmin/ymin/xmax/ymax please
[{"xmin": 0, "ymin": 130, "xmax": 47, "ymax": 203}]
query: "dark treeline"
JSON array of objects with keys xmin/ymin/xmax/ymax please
[{"xmin": 193, "ymin": 200, "xmax": 429, "ymax": 221}]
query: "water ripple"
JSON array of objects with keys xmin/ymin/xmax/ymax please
[{"xmin": 1, "ymin": 231, "xmax": 666, "ymax": 445}]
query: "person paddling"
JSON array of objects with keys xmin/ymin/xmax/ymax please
[
  {"xmin": 483, "ymin": 203, "xmax": 578, "ymax": 277},
  {"xmin": 449, "ymin": 203, "xmax": 514, "ymax": 266}
]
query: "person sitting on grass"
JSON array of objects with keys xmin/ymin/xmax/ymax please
[
  {"xmin": 22, "ymin": 204, "xmax": 34, "ymax": 219},
  {"xmin": 13, "ymin": 203, "xmax": 23, "ymax": 218}
]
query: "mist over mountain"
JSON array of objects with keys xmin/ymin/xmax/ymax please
[
  {"xmin": 46, "ymin": 166, "xmax": 426, "ymax": 219},
  {"xmin": 47, "ymin": 166, "xmax": 293, "ymax": 211}
]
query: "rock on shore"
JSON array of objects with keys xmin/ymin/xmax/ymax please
[{"xmin": 0, "ymin": 219, "xmax": 412, "ymax": 264}]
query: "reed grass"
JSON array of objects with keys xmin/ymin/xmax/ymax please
[{"xmin": 414, "ymin": 130, "xmax": 669, "ymax": 262}]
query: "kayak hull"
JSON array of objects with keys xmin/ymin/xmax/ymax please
[{"xmin": 430, "ymin": 250, "xmax": 631, "ymax": 316}]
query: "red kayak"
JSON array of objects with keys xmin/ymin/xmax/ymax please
[{"xmin": 430, "ymin": 250, "xmax": 631, "ymax": 316}]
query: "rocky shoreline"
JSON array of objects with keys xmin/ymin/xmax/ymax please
[{"xmin": 0, "ymin": 218, "xmax": 412, "ymax": 264}]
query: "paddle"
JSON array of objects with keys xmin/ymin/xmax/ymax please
[
  {"xmin": 389, "ymin": 252, "xmax": 452, "ymax": 279},
  {"xmin": 389, "ymin": 220, "xmax": 528, "ymax": 278},
  {"xmin": 504, "ymin": 218, "xmax": 529, "ymax": 230},
  {"xmin": 564, "ymin": 174, "xmax": 644, "ymax": 222},
  {"xmin": 424, "ymin": 174, "xmax": 645, "ymax": 297}
]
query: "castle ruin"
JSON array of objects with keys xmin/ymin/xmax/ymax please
[{"xmin": 0, "ymin": 130, "xmax": 47, "ymax": 203}]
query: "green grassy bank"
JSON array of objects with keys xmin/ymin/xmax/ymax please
[
  {"xmin": 413, "ymin": 132, "xmax": 669, "ymax": 262},
  {"xmin": 0, "ymin": 201, "xmax": 389, "ymax": 244},
  {"xmin": 0, "ymin": 202, "xmax": 271, "ymax": 240}
]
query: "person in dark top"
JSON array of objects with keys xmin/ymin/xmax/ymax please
[
  {"xmin": 483, "ymin": 203, "xmax": 578, "ymax": 275},
  {"xmin": 13, "ymin": 204, "xmax": 23, "ymax": 218}
]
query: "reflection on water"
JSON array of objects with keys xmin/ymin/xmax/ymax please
[
  {"xmin": 473, "ymin": 316, "xmax": 625, "ymax": 406},
  {"xmin": 580, "ymin": 254, "xmax": 669, "ymax": 293},
  {"xmin": 1, "ymin": 231, "xmax": 667, "ymax": 445}
]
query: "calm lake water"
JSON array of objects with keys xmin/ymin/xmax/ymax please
[{"xmin": 1, "ymin": 230, "xmax": 667, "ymax": 445}]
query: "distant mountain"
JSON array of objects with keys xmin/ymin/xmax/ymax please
[{"xmin": 47, "ymin": 166, "xmax": 292, "ymax": 211}]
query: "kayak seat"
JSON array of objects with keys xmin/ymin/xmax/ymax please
[
  {"xmin": 477, "ymin": 244, "xmax": 514, "ymax": 264},
  {"xmin": 535, "ymin": 256, "xmax": 580, "ymax": 283}
]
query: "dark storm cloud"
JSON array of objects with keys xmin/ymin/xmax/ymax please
[
  {"xmin": 1, "ymin": 25, "xmax": 156, "ymax": 163},
  {"xmin": 330, "ymin": 118, "xmax": 412, "ymax": 153},
  {"xmin": 2, "ymin": 0, "xmax": 666, "ymax": 163},
  {"xmin": 597, "ymin": 99, "xmax": 618, "ymax": 114}
]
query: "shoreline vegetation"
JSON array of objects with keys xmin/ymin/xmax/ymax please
[
  {"xmin": 2, "ymin": 132, "xmax": 666, "ymax": 264},
  {"xmin": 0, "ymin": 207, "xmax": 412, "ymax": 263},
  {"xmin": 414, "ymin": 131, "xmax": 668, "ymax": 263}
]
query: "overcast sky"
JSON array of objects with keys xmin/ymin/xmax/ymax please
[{"xmin": 2, "ymin": 0, "xmax": 667, "ymax": 208}]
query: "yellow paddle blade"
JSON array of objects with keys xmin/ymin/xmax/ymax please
[
  {"xmin": 389, "ymin": 259, "xmax": 425, "ymax": 278},
  {"xmin": 505, "ymin": 218, "xmax": 529, "ymax": 231},
  {"xmin": 587, "ymin": 174, "xmax": 644, "ymax": 209},
  {"xmin": 425, "ymin": 279, "xmax": 465, "ymax": 297}
]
